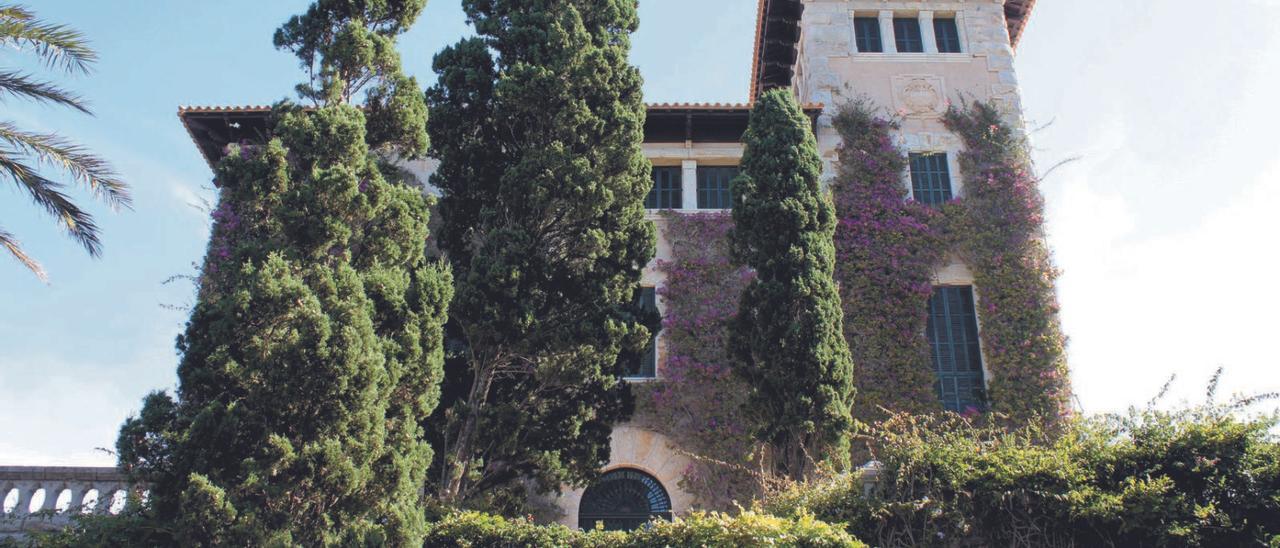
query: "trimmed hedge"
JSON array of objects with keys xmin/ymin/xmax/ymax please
[
  {"xmin": 422, "ymin": 510, "xmax": 865, "ymax": 547},
  {"xmin": 765, "ymin": 403, "xmax": 1280, "ymax": 547}
]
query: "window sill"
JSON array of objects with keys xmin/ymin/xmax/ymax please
[
  {"xmin": 850, "ymin": 52, "xmax": 972, "ymax": 63},
  {"xmin": 623, "ymin": 376, "xmax": 658, "ymax": 384},
  {"xmin": 645, "ymin": 208, "xmax": 731, "ymax": 219}
]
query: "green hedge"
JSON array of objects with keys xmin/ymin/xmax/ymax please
[
  {"xmin": 764, "ymin": 403, "xmax": 1280, "ymax": 547},
  {"xmin": 422, "ymin": 510, "xmax": 864, "ymax": 547}
]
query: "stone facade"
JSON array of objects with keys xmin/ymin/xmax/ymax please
[{"xmin": 572, "ymin": 0, "xmax": 1033, "ymax": 527}]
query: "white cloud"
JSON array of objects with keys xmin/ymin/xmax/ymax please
[{"xmin": 1049, "ymin": 155, "xmax": 1280, "ymax": 414}]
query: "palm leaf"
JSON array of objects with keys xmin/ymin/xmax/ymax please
[
  {"xmin": 0, "ymin": 121, "xmax": 130, "ymax": 209},
  {"xmin": 0, "ymin": 4, "xmax": 97, "ymax": 74},
  {"xmin": 0, "ymin": 70, "xmax": 89, "ymax": 112},
  {"xmin": 0, "ymin": 227, "xmax": 46, "ymax": 281},
  {"xmin": 0, "ymin": 150, "xmax": 103, "ymax": 257}
]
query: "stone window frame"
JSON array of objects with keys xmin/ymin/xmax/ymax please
[
  {"xmin": 900, "ymin": 141, "xmax": 964, "ymax": 200},
  {"xmin": 851, "ymin": 9, "xmax": 971, "ymax": 58},
  {"xmin": 623, "ymin": 286, "xmax": 661, "ymax": 382},
  {"xmin": 930, "ymin": 263, "xmax": 995, "ymax": 400}
]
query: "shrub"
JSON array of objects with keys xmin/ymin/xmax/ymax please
[
  {"xmin": 422, "ymin": 510, "xmax": 865, "ymax": 547},
  {"xmin": 764, "ymin": 398, "xmax": 1280, "ymax": 547}
]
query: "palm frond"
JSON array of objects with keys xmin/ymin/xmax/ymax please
[
  {"xmin": 0, "ymin": 70, "xmax": 89, "ymax": 112},
  {"xmin": 0, "ymin": 227, "xmax": 46, "ymax": 281},
  {"xmin": 0, "ymin": 151, "xmax": 103, "ymax": 256},
  {"xmin": 0, "ymin": 5, "xmax": 97, "ymax": 74},
  {"xmin": 0, "ymin": 121, "xmax": 130, "ymax": 209}
]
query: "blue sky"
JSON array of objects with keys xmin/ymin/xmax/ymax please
[{"xmin": 3, "ymin": 0, "xmax": 1278, "ymax": 466}]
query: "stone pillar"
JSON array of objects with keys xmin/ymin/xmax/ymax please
[
  {"xmin": 878, "ymin": 10, "xmax": 896, "ymax": 53},
  {"xmin": 919, "ymin": 11, "xmax": 938, "ymax": 54},
  {"xmin": 680, "ymin": 160, "xmax": 697, "ymax": 210}
]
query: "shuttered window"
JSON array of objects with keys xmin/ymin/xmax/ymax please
[
  {"xmin": 934, "ymin": 18, "xmax": 962, "ymax": 53},
  {"xmin": 894, "ymin": 17, "xmax": 924, "ymax": 53},
  {"xmin": 854, "ymin": 17, "xmax": 883, "ymax": 53},
  {"xmin": 697, "ymin": 167, "xmax": 736, "ymax": 209},
  {"xmin": 927, "ymin": 286, "xmax": 986, "ymax": 412},
  {"xmin": 909, "ymin": 153, "xmax": 953, "ymax": 205},
  {"xmin": 625, "ymin": 287, "xmax": 658, "ymax": 379},
  {"xmin": 645, "ymin": 167, "xmax": 682, "ymax": 209}
]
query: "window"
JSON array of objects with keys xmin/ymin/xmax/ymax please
[
  {"xmin": 854, "ymin": 17, "xmax": 883, "ymax": 53},
  {"xmin": 696, "ymin": 166, "xmax": 736, "ymax": 209},
  {"xmin": 645, "ymin": 166, "xmax": 682, "ymax": 209},
  {"xmin": 893, "ymin": 17, "xmax": 924, "ymax": 53},
  {"xmin": 934, "ymin": 18, "xmax": 962, "ymax": 53},
  {"xmin": 909, "ymin": 153, "xmax": 953, "ymax": 205},
  {"xmin": 624, "ymin": 287, "xmax": 657, "ymax": 379},
  {"xmin": 927, "ymin": 286, "xmax": 986, "ymax": 412},
  {"xmin": 578, "ymin": 468, "xmax": 673, "ymax": 531}
]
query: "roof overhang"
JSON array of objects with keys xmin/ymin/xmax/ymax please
[
  {"xmin": 750, "ymin": 0, "xmax": 804, "ymax": 101},
  {"xmin": 179, "ymin": 103, "xmax": 824, "ymax": 170},
  {"xmin": 749, "ymin": 0, "xmax": 1037, "ymax": 98}
]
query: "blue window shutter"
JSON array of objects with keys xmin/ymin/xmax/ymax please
[
  {"xmin": 646, "ymin": 167, "xmax": 682, "ymax": 209},
  {"xmin": 854, "ymin": 17, "xmax": 883, "ymax": 53},
  {"xmin": 934, "ymin": 18, "xmax": 962, "ymax": 53},
  {"xmin": 909, "ymin": 153, "xmax": 953, "ymax": 206},
  {"xmin": 697, "ymin": 167, "xmax": 736, "ymax": 209},
  {"xmin": 927, "ymin": 286, "xmax": 986, "ymax": 412},
  {"xmin": 893, "ymin": 18, "xmax": 924, "ymax": 53}
]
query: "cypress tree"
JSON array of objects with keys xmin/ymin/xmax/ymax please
[
  {"xmin": 729, "ymin": 89, "xmax": 855, "ymax": 480},
  {"xmin": 115, "ymin": 2, "xmax": 451, "ymax": 544},
  {"xmin": 425, "ymin": 0, "xmax": 655, "ymax": 508}
]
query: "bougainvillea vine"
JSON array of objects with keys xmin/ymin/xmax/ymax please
[
  {"xmin": 829, "ymin": 99, "xmax": 1071, "ymax": 428},
  {"xmin": 633, "ymin": 210, "xmax": 761, "ymax": 508},
  {"xmin": 943, "ymin": 101, "xmax": 1072, "ymax": 425},
  {"xmin": 829, "ymin": 101, "xmax": 946, "ymax": 422}
]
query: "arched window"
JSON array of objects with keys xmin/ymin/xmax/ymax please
[{"xmin": 578, "ymin": 468, "xmax": 672, "ymax": 531}]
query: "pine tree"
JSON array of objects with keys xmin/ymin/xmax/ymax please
[
  {"xmin": 425, "ymin": 0, "xmax": 655, "ymax": 508},
  {"xmin": 115, "ymin": 2, "xmax": 450, "ymax": 544},
  {"xmin": 729, "ymin": 89, "xmax": 855, "ymax": 480}
]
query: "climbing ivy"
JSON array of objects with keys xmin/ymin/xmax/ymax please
[
  {"xmin": 829, "ymin": 101, "xmax": 946, "ymax": 422},
  {"xmin": 943, "ymin": 101, "xmax": 1071, "ymax": 425},
  {"xmin": 634, "ymin": 99, "xmax": 1071, "ymax": 507},
  {"xmin": 829, "ymin": 99, "xmax": 1071, "ymax": 428},
  {"xmin": 633, "ymin": 211, "xmax": 761, "ymax": 509}
]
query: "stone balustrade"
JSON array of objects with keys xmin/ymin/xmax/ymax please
[{"xmin": 0, "ymin": 466, "xmax": 144, "ymax": 537}]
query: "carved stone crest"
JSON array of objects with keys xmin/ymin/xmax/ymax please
[{"xmin": 891, "ymin": 75, "xmax": 947, "ymax": 119}]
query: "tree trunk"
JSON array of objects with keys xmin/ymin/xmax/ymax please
[{"xmin": 439, "ymin": 359, "xmax": 498, "ymax": 503}]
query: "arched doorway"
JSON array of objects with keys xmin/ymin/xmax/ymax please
[{"xmin": 577, "ymin": 468, "xmax": 673, "ymax": 531}]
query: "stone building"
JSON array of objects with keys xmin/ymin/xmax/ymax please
[{"xmin": 173, "ymin": 0, "xmax": 1042, "ymax": 531}]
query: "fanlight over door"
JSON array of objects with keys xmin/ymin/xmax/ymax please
[{"xmin": 578, "ymin": 468, "xmax": 673, "ymax": 531}]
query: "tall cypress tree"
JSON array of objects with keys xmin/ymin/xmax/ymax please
[
  {"xmin": 115, "ymin": 2, "xmax": 450, "ymax": 544},
  {"xmin": 729, "ymin": 89, "xmax": 855, "ymax": 480},
  {"xmin": 425, "ymin": 0, "xmax": 654, "ymax": 508}
]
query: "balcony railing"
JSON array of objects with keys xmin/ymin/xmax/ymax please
[{"xmin": 0, "ymin": 466, "xmax": 144, "ymax": 537}]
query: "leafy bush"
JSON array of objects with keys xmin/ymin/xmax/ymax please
[
  {"xmin": 422, "ymin": 510, "xmax": 864, "ymax": 547},
  {"xmin": 765, "ymin": 398, "xmax": 1280, "ymax": 547}
]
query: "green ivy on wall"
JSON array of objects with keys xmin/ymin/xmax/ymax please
[
  {"xmin": 829, "ymin": 99, "xmax": 1071, "ymax": 428},
  {"xmin": 634, "ymin": 100, "xmax": 1072, "ymax": 507},
  {"xmin": 632, "ymin": 211, "xmax": 762, "ymax": 509},
  {"xmin": 943, "ymin": 102, "xmax": 1072, "ymax": 425}
]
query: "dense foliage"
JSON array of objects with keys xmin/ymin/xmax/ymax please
[
  {"xmin": 730, "ymin": 89, "xmax": 855, "ymax": 479},
  {"xmin": 0, "ymin": 4, "xmax": 129, "ymax": 280},
  {"xmin": 830, "ymin": 101, "xmax": 944, "ymax": 421},
  {"xmin": 425, "ymin": 0, "xmax": 655, "ymax": 508},
  {"xmin": 419, "ymin": 510, "xmax": 864, "ymax": 547},
  {"xmin": 112, "ymin": 1, "xmax": 451, "ymax": 544},
  {"xmin": 765, "ymin": 399, "xmax": 1280, "ymax": 547},
  {"xmin": 944, "ymin": 102, "xmax": 1071, "ymax": 424},
  {"xmin": 633, "ymin": 211, "xmax": 759, "ymax": 508},
  {"xmin": 830, "ymin": 100, "xmax": 1070, "ymax": 428}
]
